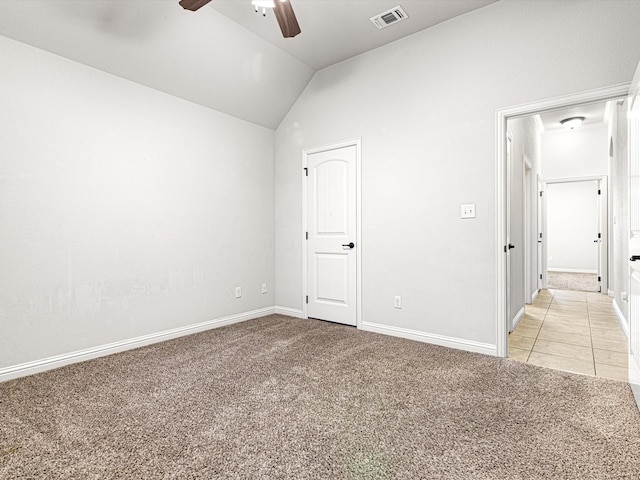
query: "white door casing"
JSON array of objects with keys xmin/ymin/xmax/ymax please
[{"xmin": 303, "ymin": 140, "xmax": 361, "ymax": 327}]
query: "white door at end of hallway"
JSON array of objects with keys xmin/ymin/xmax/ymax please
[{"xmin": 306, "ymin": 144, "xmax": 357, "ymax": 326}]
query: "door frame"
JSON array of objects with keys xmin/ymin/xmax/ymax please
[
  {"xmin": 496, "ymin": 83, "xmax": 629, "ymax": 357},
  {"xmin": 505, "ymin": 130, "xmax": 513, "ymax": 328},
  {"xmin": 543, "ymin": 176, "xmax": 608, "ymax": 292},
  {"xmin": 302, "ymin": 138, "xmax": 362, "ymax": 328},
  {"xmin": 523, "ymin": 154, "xmax": 533, "ymax": 304}
]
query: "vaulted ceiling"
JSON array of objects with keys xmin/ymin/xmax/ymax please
[{"xmin": 0, "ymin": 0, "xmax": 495, "ymax": 129}]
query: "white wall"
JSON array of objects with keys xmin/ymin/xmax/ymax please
[
  {"xmin": 541, "ymin": 124, "xmax": 609, "ymax": 179},
  {"xmin": 0, "ymin": 36, "xmax": 275, "ymax": 370},
  {"xmin": 546, "ymin": 181, "xmax": 599, "ymax": 272},
  {"xmin": 274, "ymin": 0, "xmax": 640, "ymax": 349}
]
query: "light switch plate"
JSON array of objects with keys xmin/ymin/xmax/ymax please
[{"xmin": 461, "ymin": 203, "xmax": 476, "ymax": 219}]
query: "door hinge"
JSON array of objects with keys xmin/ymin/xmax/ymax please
[
  {"xmin": 304, "ymin": 167, "xmax": 308, "ymax": 177},
  {"xmin": 306, "ymin": 295, "xmax": 308, "ymax": 304},
  {"xmin": 598, "ymin": 276, "xmax": 602, "ymax": 282},
  {"xmin": 539, "ymin": 232, "xmax": 542, "ymax": 239},
  {"xmin": 504, "ymin": 245, "xmax": 507, "ymax": 253},
  {"xmin": 598, "ymin": 233, "xmax": 601, "ymax": 239},
  {"xmin": 598, "ymin": 189, "xmax": 601, "ymax": 195},
  {"xmin": 540, "ymin": 274, "xmax": 543, "ymax": 280},
  {"xmin": 306, "ymin": 231, "xmax": 308, "ymax": 240},
  {"xmin": 539, "ymin": 191, "xmax": 543, "ymax": 197}
]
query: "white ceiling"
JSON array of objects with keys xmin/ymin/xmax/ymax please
[
  {"xmin": 0, "ymin": 0, "xmax": 496, "ymax": 128},
  {"xmin": 211, "ymin": 0, "xmax": 496, "ymax": 70},
  {"xmin": 538, "ymin": 102, "xmax": 610, "ymax": 132}
]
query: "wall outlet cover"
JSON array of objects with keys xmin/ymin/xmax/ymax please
[{"xmin": 461, "ymin": 203, "xmax": 476, "ymax": 219}]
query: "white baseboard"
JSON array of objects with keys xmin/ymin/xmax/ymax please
[
  {"xmin": 0, "ymin": 307, "xmax": 499, "ymax": 382},
  {"xmin": 531, "ymin": 289, "xmax": 539, "ymax": 303},
  {"xmin": 547, "ymin": 268, "xmax": 598, "ymax": 274},
  {"xmin": 612, "ymin": 298, "xmax": 630, "ymax": 338},
  {"xmin": 0, "ymin": 307, "xmax": 276, "ymax": 383},
  {"xmin": 361, "ymin": 321, "xmax": 496, "ymax": 356},
  {"xmin": 511, "ymin": 306, "xmax": 525, "ymax": 332},
  {"xmin": 275, "ymin": 306, "xmax": 305, "ymax": 319}
]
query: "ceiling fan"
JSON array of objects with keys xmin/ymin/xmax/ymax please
[{"xmin": 178, "ymin": 0, "xmax": 301, "ymax": 38}]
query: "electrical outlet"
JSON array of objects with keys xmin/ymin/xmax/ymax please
[
  {"xmin": 394, "ymin": 296, "xmax": 402, "ymax": 309},
  {"xmin": 261, "ymin": 283, "xmax": 267, "ymax": 294},
  {"xmin": 461, "ymin": 203, "xmax": 476, "ymax": 219},
  {"xmin": 235, "ymin": 287, "xmax": 242, "ymax": 298}
]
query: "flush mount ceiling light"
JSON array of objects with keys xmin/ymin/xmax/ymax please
[{"xmin": 560, "ymin": 116, "xmax": 585, "ymax": 129}]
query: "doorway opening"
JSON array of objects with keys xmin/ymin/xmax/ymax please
[
  {"xmin": 496, "ymin": 83, "xmax": 630, "ymax": 360},
  {"xmin": 544, "ymin": 177, "xmax": 607, "ymax": 293}
]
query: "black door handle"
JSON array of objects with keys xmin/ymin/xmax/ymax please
[
  {"xmin": 508, "ymin": 244, "xmax": 515, "ymax": 249},
  {"xmin": 631, "ymin": 255, "xmax": 640, "ymax": 262},
  {"xmin": 342, "ymin": 242, "xmax": 355, "ymax": 249}
]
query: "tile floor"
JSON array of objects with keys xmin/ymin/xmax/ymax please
[{"xmin": 508, "ymin": 289, "xmax": 628, "ymax": 381}]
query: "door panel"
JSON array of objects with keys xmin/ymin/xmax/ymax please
[
  {"xmin": 537, "ymin": 178, "xmax": 546, "ymax": 290},
  {"xmin": 316, "ymin": 254, "xmax": 348, "ymax": 304},
  {"xmin": 506, "ymin": 132, "xmax": 513, "ymax": 330},
  {"xmin": 597, "ymin": 180, "xmax": 608, "ymax": 293},
  {"xmin": 307, "ymin": 145, "xmax": 357, "ymax": 326},
  {"xmin": 546, "ymin": 181, "xmax": 599, "ymax": 278},
  {"xmin": 628, "ymin": 61, "xmax": 640, "ymax": 406}
]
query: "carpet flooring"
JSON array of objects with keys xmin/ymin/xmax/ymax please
[
  {"xmin": 1, "ymin": 315, "xmax": 640, "ymax": 479},
  {"xmin": 547, "ymin": 271, "xmax": 600, "ymax": 292}
]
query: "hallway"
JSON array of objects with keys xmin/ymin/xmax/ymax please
[{"xmin": 508, "ymin": 289, "xmax": 628, "ymax": 381}]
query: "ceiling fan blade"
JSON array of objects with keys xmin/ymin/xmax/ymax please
[
  {"xmin": 178, "ymin": 0, "xmax": 213, "ymax": 11},
  {"xmin": 273, "ymin": 0, "xmax": 301, "ymax": 38}
]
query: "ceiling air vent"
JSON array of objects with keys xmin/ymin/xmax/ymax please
[{"xmin": 370, "ymin": 6, "xmax": 409, "ymax": 29}]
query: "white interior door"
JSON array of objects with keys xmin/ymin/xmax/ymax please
[
  {"xmin": 537, "ymin": 177, "xmax": 546, "ymax": 290},
  {"xmin": 628, "ymin": 61, "xmax": 640, "ymax": 406},
  {"xmin": 306, "ymin": 144, "xmax": 357, "ymax": 326},
  {"xmin": 596, "ymin": 179, "xmax": 608, "ymax": 293},
  {"xmin": 546, "ymin": 180, "xmax": 600, "ymax": 285},
  {"xmin": 524, "ymin": 157, "xmax": 532, "ymax": 303},
  {"xmin": 506, "ymin": 132, "xmax": 513, "ymax": 330}
]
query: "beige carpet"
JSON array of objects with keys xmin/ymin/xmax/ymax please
[
  {"xmin": 547, "ymin": 271, "xmax": 600, "ymax": 292},
  {"xmin": 1, "ymin": 315, "xmax": 640, "ymax": 479}
]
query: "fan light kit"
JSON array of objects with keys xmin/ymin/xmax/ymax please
[
  {"xmin": 560, "ymin": 116, "xmax": 585, "ymax": 129},
  {"xmin": 252, "ymin": 0, "xmax": 275, "ymax": 16},
  {"xmin": 179, "ymin": 0, "xmax": 301, "ymax": 38}
]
